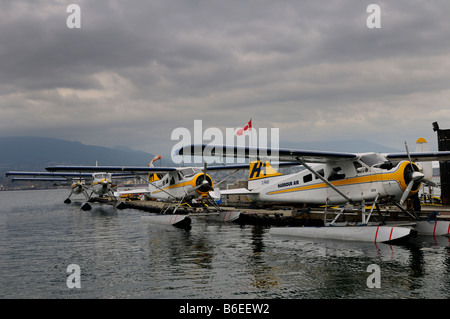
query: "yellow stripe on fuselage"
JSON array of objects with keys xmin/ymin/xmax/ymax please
[
  {"xmin": 152, "ymin": 180, "xmax": 194, "ymax": 194},
  {"xmin": 266, "ymin": 162, "xmax": 410, "ymax": 196},
  {"xmin": 92, "ymin": 178, "xmax": 110, "ymax": 186}
]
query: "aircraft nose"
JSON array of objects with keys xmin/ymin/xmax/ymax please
[{"xmin": 411, "ymin": 171, "xmax": 424, "ymax": 181}]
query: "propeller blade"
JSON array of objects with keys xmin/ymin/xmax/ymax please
[
  {"xmin": 200, "ymin": 162, "xmax": 213, "ymax": 191},
  {"xmin": 404, "ymin": 141, "xmax": 416, "ymax": 171},
  {"xmin": 399, "ymin": 171, "xmax": 425, "ymax": 205},
  {"xmin": 422, "ymin": 179, "xmax": 437, "ymax": 187},
  {"xmin": 399, "ymin": 180, "xmax": 415, "ymax": 205},
  {"xmin": 404, "ymin": 141, "xmax": 412, "ymax": 162},
  {"xmin": 194, "ymin": 182, "xmax": 207, "ymax": 190},
  {"xmin": 203, "ymin": 162, "xmax": 208, "ymax": 183}
]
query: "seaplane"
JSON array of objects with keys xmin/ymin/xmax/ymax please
[
  {"xmin": 5, "ymin": 170, "xmax": 134, "ymax": 211},
  {"xmin": 43, "ymin": 156, "xmax": 289, "ymax": 226},
  {"xmin": 177, "ymin": 138, "xmax": 450, "ymax": 243}
]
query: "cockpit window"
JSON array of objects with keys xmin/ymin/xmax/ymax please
[
  {"xmin": 180, "ymin": 168, "xmax": 195, "ymax": 177},
  {"xmin": 179, "ymin": 168, "xmax": 202, "ymax": 178},
  {"xmin": 328, "ymin": 167, "xmax": 346, "ymax": 181},
  {"xmin": 93, "ymin": 173, "xmax": 111, "ymax": 179},
  {"xmin": 359, "ymin": 154, "xmax": 386, "ymax": 167}
]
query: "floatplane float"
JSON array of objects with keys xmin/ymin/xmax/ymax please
[
  {"xmin": 139, "ymin": 209, "xmax": 242, "ymax": 229},
  {"xmin": 178, "ymin": 138, "xmax": 450, "ymax": 243}
]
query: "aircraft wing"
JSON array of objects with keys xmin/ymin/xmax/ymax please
[
  {"xmin": 45, "ymin": 165, "xmax": 177, "ymax": 173},
  {"xmin": 385, "ymin": 151, "xmax": 450, "ymax": 162},
  {"xmin": 11, "ymin": 177, "xmax": 69, "ymax": 182},
  {"xmin": 6, "ymin": 171, "xmax": 93, "ymax": 179},
  {"xmin": 6, "ymin": 171, "xmax": 134, "ymax": 179},
  {"xmin": 177, "ymin": 144, "xmax": 358, "ymax": 163},
  {"xmin": 205, "ymin": 162, "xmax": 301, "ymax": 170},
  {"xmin": 45, "ymin": 162, "xmax": 300, "ymax": 175}
]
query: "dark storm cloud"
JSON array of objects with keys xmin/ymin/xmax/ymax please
[{"xmin": 1, "ymin": 0, "xmax": 450, "ymax": 156}]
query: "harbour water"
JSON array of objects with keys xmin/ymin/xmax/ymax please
[{"xmin": 1, "ymin": 189, "xmax": 449, "ymax": 300}]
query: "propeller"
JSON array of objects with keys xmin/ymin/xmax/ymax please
[
  {"xmin": 194, "ymin": 162, "xmax": 213, "ymax": 193},
  {"xmin": 405, "ymin": 140, "xmax": 437, "ymax": 186},
  {"xmin": 202, "ymin": 162, "xmax": 210, "ymax": 188},
  {"xmin": 399, "ymin": 170, "xmax": 424, "ymax": 205},
  {"xmin": 399, "ymin": 141, "xmax": 425, "ymax": 205}
]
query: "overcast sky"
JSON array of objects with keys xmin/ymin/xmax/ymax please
[{"xmin": 1, "ymin": 0, "xmax": 450, "ymax": 160}]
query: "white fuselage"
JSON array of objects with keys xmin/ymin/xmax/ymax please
[
  {"xmin": 146, "ymin": 168, "xmax": 212, "ymax": 201},
  {"xmin": 91, "ymin": 173, "xmax": 113, "ymax": 196},
  {"xmin": 247, "ymin": 157, "xmax": 417, "ymax": 205}
]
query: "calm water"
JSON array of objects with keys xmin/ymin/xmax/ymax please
[{"xmin": 1, "ymin": 189, "xmax": 449, "ymax": 299}]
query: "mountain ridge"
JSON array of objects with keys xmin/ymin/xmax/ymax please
[{"xmin": 0, "ymin": 136, "xmax": 163, "ymax": 172}]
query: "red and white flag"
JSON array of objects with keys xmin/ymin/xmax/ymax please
[{"xmin": 237, "ymin": 119, "xmax": 252, "ymax": 136}]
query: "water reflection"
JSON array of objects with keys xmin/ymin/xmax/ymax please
[
  {"xmin": 262, "ymin": 232, "xmax": 450, "ymax": 298},
  {"xmin": 248, "ymin": 226, "xmax": 280, "ymax": 290},
  {"xmin": 140, "ymin": 218, "xmax": 450, "ymax": 298},
  {"xmin": 1, "ymin": 189, "xmax": 450, "ymax": 298}
]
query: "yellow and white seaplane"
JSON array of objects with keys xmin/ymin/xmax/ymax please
[
  {"xmin": 177, "ymin": 138, "xmax": 450, "ymax": 243},
  {"xmin": 5, "ymin": 170, "xmax": 134, "ymax": 210}
]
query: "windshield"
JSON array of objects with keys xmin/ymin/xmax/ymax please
[
  {"xmin": 359, "ymin": 154, "xmax": 386, "ymax": 167},
  {"xmin": 179, "ymin": 168, "xmax": 202, "ymax": 177},
  {"xmin": 93, "ymin": 173, "xmax": 111, "ymax": 180}
]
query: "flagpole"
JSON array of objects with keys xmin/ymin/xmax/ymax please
[
  {"xmin": 250, "ymin": 118, "xmax": 254, "ymax": 148},
  {"xmin": 251, "ymin": 118, "xmax": 257, "ymax": 162}
]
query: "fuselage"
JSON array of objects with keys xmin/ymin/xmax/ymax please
[
  {"xmin": 247, "ymin": 153, "xmax": 421, "ymax": 205},
  {"xmin": 148, "ymin": 167, "xmax": 213, "ymax": 200},
  {"xmin": 91, "ymin": 173, "xmax": 113, "ymax": 196},
  {"xmin": 71, "ymin": 181, "xmax": 85, "ymax": 194}
]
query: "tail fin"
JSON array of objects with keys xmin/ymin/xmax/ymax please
[
  {"xmin": 148, "ymin": 173, "xmax": 160, "ymax": 183},
  {"xmin": 148, "ymin": 155, "xmax": 162, "ymax": 183},
  {"xmin": 415, "ymin": 138, "xmax": 432, "ymax": 180},
  {"xmin": 248, "ymin": 161, "xmax": 282, "ymax": 189}
]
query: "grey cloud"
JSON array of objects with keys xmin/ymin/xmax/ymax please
[{"xmin": 1, "ymin": 0, "xmax": 450, "ymax": 156}]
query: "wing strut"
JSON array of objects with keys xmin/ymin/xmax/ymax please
[
  {"xmin": 134, "ymin": 174, "xmax": 178, "ymax": 200},
  {"xmin": 296, "ymin": 158, "xmax": 352, "ymax": 204}
]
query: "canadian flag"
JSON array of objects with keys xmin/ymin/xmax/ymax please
[{"xmin": 237, "ymin": 119, "xmax": 252, "ymax": 136}]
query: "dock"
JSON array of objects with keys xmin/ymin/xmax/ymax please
[{"xmin": 112, "ymin": 198, "xmax": 450, "ymax": 226}]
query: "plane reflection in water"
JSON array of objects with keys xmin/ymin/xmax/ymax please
[{"xmin": 1, "ymin": 188, "xmax": 449, "ymax": 298}]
